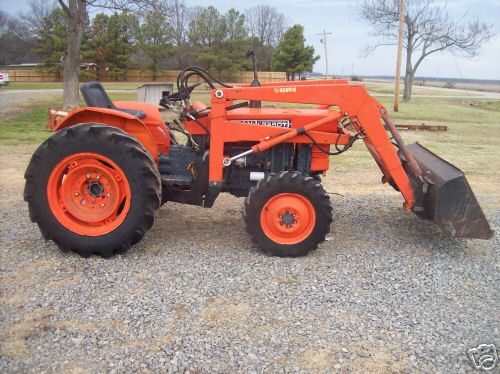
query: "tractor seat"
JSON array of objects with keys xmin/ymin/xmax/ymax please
[{"xmin": 80, "ymin": 82, "xmax": 147, "ymax": 120}]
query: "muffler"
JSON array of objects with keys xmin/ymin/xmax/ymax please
[{"xmin": 399, "ymin": 143, "xmax": 493, "ymax": 239}]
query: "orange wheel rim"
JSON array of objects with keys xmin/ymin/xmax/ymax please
[
  {"xmin": 260, "ymin": 193, "xmax": 316, "ymax": 245},
  {"xmin": 47, "ymin": 152, "xmax": 131, "ymax": 236}
]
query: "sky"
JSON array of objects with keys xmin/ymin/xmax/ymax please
[{"xmin": 1, "ymin": 0, "xmax": 499, "ymax": 80}]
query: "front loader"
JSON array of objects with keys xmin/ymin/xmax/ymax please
[{"xmin": 24, "ymin": 66, "xmax": 493, "ymax": 258}]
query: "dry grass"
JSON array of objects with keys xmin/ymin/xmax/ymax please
[{"xmin": 331, "ymin": 97, "xmax": 500, "ymax": 179}]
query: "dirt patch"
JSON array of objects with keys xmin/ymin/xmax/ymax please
[
  {"xmin": 200, "ymin": 297, "xmax": 256, "ymax": 330},
  {"xmin": 347, "ymin": 341, "xmax": 409, "ymax": 373},
  {"xmin": 298, "ymin": 347, "xmax": 337, "ymax": 372},
  {"xmin": 0, "ymin": 309, "xmax": 55, "ymax": 359}
]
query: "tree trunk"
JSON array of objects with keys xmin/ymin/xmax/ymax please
[
  {"xmin": 62, "ymin": 3, "xmax": 85, "ymax": 111},
  {"xmin": 402, "ymin": 34, "xmax": 413, "ymax": 102},
  {"xmin": 403, "ymin": 69, "xmax": 414, "ymax": 101}
]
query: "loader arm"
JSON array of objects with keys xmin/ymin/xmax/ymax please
[
  {"xmin": 215, "ymin": 83, "xmax": 417, "ymax": 209},
  {"xmin": 207, "ymin": 81, "xmax": 491, "ymax": 239}
]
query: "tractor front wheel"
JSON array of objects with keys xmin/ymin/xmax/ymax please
[
  {"xmin": 244, "ymin": 171, "xmax": 332, "ymax": 257},
  {"xmin": 24, "ymin": 124, "xmax": 161, "ymax": 258}
]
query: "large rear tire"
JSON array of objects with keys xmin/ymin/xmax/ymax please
[
  {"xmin": 24, "ymin": 124, "xmax": 161, "ymax": 258},
  {"xmin": 243, "ymin": 171, "xmax": 332, "ymax": 257}
]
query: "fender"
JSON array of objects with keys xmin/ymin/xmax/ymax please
[{"xmin": 53, "ymin": 107, "xmax": 159, "ymax": 160}]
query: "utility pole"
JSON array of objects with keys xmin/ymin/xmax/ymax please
[
  {"xmin": 394, "ymin": 0, "xmax": 405, "ymax": 112},
  {"xmin": 318, "ymin": 30, "xmax": 332, "ymax": 79}
]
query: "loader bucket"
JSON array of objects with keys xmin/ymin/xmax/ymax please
[{"xmin": 399, "ymin": 143, "xmax": 493, "ymax": 239}]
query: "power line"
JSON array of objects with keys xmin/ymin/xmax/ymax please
[{"xmin": 318, "ymin": 30, "xmax": 332, "ymax": 79}]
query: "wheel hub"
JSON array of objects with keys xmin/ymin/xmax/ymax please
[
  {"xmin": 87, "ymin": 181, "xmax": 104, "ymax": 198},
  {"xmin": 280, "ymin": 210, "xmax": 297, "ymax": 228}
]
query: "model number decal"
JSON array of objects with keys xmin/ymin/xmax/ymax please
[
  {"xmin": 273, "ymin": 87, "xmax": 296, "ymax": 93},
  {"xmin": 232, "ymin": 119, "xmax": 291, "ymax": 128}
]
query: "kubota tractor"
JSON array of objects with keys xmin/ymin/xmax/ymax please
[{"xmin": 24, "ymin": 66, "xmax": 493, "ymax": 258}]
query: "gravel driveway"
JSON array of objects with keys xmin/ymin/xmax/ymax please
[
  {"xmin": 0, "ymin": 89, "xmax": 62, "ymax": 111},
  {"xmin": 0, "ymin": 144, "xmax": 498, "ymax": 373}
]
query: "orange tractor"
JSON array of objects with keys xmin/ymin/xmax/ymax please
[{"xmin": 24, "ymin": 66, "xmax": 493, "ymax": 258}]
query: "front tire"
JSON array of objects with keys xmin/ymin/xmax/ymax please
[
  {"xmin": 243, "ymin": 171, "xmax": 332, "ymax": 257},
  {"xmin": 24, "ymin": 124, "xmax": 161, "ymax": 258}
]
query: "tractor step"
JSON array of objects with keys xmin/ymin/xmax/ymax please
[
  {"xmin": 400, "ymin": 143, "xmax": 493, "ymax": 239},
  {"xmin": 158, "ymin": 145, "xmax": 197, "ymax": 187},
  {"xmin": 161, "ymin": 175, "xmax": 193, "ymax": 185}
]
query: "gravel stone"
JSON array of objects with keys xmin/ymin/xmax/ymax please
[{"xmin": 357, "ymin": 350, "xmax": 371, "ymax": 358}]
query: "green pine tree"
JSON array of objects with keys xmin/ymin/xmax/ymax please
[
  {"xmin": 273, "ymin": 25, "xmax": 319, "ymax": 81},
  {"xmin": 139, "ymin": 13, "xmax": 174, "ymax": 81},
  {"xmin": 35, "ymin": 8, "xmax": 68, "ymax": 79}
]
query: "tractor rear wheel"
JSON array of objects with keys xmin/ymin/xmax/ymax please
[
  {"xmin": 243, "ymin": 171, "xmax": 332, "ymax": 257},
  {"xmin": 24, "ymin": 124, "xmax": 161, "ymax": 258}
]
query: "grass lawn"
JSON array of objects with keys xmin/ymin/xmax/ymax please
[
  {"xmin": 331, "ymin": 97, "xmax": 500, "ymax": 175},
  {"xmin": 0, "ymin": 91, "xmax": 141, "ymax": 144},
  {"xmin": 1, "ymin": 88, "xmax": 499, "ymax": 179}
]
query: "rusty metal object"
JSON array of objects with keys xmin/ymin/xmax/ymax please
[
  {"xmin": 392, "ymin": 123, "xmax": 448, "ymax": 132},
  {"xmin": 47, "ymin": 108, "xmax": 68, "ymax": 131}
]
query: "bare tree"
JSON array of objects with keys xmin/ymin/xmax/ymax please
[
  {"xmin": 245, "ymin": 5, "xmax": 285, "ymax": 48},
  {"xmin": 21, "ymin": 0, "xmax": 58, "ymax": 37},
  {"xmin": 0, "ymin": 11, "xmax": 39, "ymax": 65},
  {"xmin": 358, "ymin": 0, "xmax": 493, "ymax": 101},
  {"xmin": 0, "ymin": 11, "xmax": 8, "ymax": 37},
  {"xmin": 55, "ymin": 0, "xmax": 167, "ymax": 110},
  {"xmin": 168, "ymin": 0, "xmax": 188, "ymax": 47}
]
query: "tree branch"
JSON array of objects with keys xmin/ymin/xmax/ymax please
[
  {"xmin": 57, "ymin": 0, "xmax": 71, "ymax": 15},
  {"xmin": 358, "ymin": 0, "xmax": 494, "ymax": 72}
]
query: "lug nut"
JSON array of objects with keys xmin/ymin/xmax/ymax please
[
  {"xmin": 86, "ymin": 173, "xmax": 91, "ymax": 179},
  {"xmin": 101, "ymin": 203, "xmax": 105, "ymax": 207},
  {"xmin": 96, "ymin": 175, "xmax": 100, "ymax": 180},
  {"xmin": 81, "ymin": 200, "xmax": 86, "ymax": 205},
  {"xmin": 75, "ymin": 192, "xmax": 79, "ymax": 196},
  {"xmin": 106, "ymin": 193, "xmax": 111, "ymax": 198}
]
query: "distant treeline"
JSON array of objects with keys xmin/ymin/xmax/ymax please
[{"xmin": 0, "ymin": 2, "xmax": 318, "ymax": 81}]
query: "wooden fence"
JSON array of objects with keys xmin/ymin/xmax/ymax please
[{"xmin": 3, "ymin": 69, "xmax": 286, "ymax": 83}]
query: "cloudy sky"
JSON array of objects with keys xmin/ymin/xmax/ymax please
[{"xmin": 2, "ymin": 0, "xmax": 499, "ymax": 80}]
